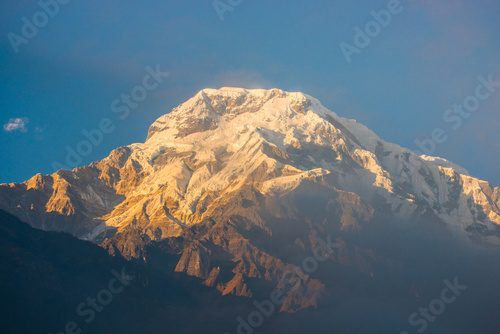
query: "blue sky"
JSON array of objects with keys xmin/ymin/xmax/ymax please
[{"xmin": 1, "ymin": 0, "xmax": 499, "ymax": 185}]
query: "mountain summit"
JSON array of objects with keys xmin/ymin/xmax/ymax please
[{"xmin": 1, "ymin": 87, "xmax": 499, "ymax": 310}]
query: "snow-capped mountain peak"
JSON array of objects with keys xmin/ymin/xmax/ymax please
[
  {"xmin": 1, "ymin": 88, "xmax": 499, "ymax": 309},
  {"xmin": 2, "ymin": 87, "xmax": 499, "ymax": 239}
]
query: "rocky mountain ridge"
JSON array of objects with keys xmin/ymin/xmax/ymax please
[{"xmin": 1, "ymin": 87, "xmax": 499, "ymax": 311}]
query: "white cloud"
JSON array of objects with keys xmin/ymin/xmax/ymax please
[
  {"xmin": 3, "ymin": 118, "xmax": 29, "ymax": 133},
  {"xmin": 213, "ymin": 69, "xmax": 274, "ymax": 89}
]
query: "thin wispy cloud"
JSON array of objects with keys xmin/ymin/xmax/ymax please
[
  {"xmin": 3, "ymin": 118, "xmax": 29, "ymax": 133},
  {"xmin": 213, "ymin": 69, "xmax": 274, "ymax": 89}
]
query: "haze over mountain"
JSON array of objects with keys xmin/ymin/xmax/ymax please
[{"xmin": 1, "ymin": 88, "xmax": 500, "ymax": 333}]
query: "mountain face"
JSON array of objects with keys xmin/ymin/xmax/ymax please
[
  {"xmin": 4, "ymin": 210, "xmax": 500, "ymax": 334},
  {"xmin": 0, "ymin": 209, "xmax": 259, "ymax": 334},
  {"xmin": 1, "ymin": 88, "xmax": 500, "ymax": 312}
]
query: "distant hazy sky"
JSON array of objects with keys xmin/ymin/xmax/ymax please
[{"xmin": 1, "ymin": 0, "xmax": 499, "ymax": 185}]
